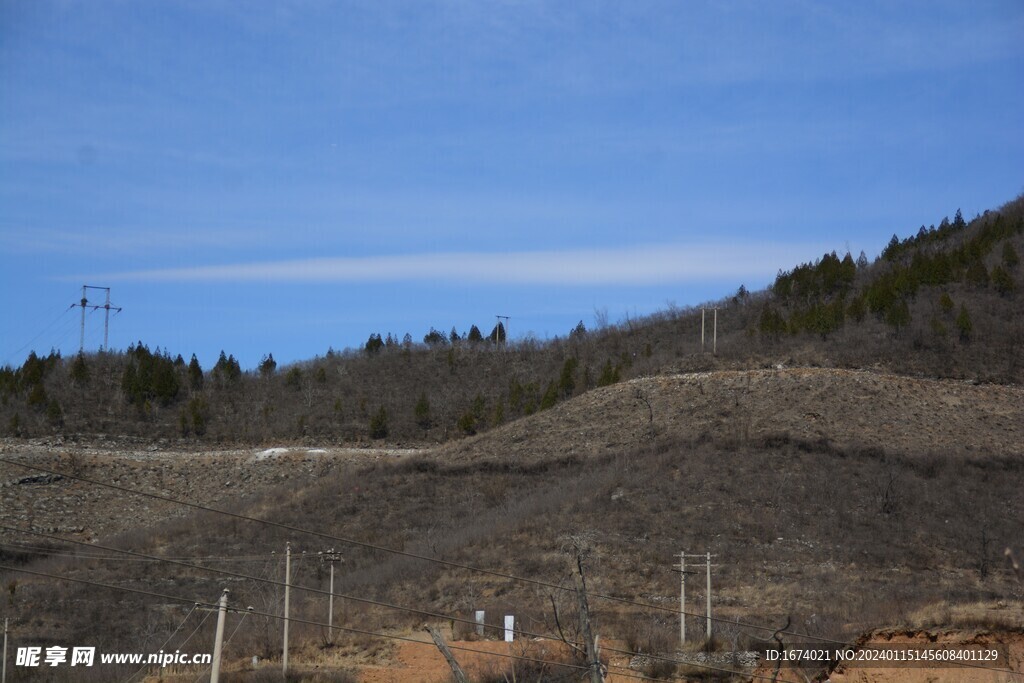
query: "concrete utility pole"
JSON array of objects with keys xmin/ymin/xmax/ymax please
[
  {"xmin": 321, "ymin": 549, "xmax": 342, "ymax": 644},
  {"xmin": 283, "ymin": 542, "xmax": 291, "ymax": 675},
  {"xmin": 701, "ymin": 308, "xmax": 706, "ymax": 353},
  {"xmin": 713, "ymin": 309, "xmax": 718, "ymax": 356},
  {"xmin": 210, "ymin": 589, "xmax": 229, "ymax": 683},
  {"xmin": 706, "ymin": 551, "xmax": 712, "ymax": 639},
  {"xmin": 675, "ymin": 552, "xmax": 716, "ymax": 644}
]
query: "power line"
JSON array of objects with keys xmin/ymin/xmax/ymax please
[
  {"xmin": 0, "ymin": 564, "xmax": 697, "ymax": 683},
  {"xmin": 0, "ymin": 456, "xmax": 872, "ymax": 645},
  {"xmin": 122, "ymin": 603, "xmax": 199, "ymax": 683},
  {"xmin": 0, "ymin": 541, "xmax": 282, "ymax": 563},
  {"xmin": 6, "ymin": 552, "xmax": 1020, "ymax": 681},
  {"xmin": 3, "ymin": 525, "xmax": 762, "ymax": 681}
]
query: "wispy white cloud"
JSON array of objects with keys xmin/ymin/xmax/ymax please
[{"xmin": 85, "ymin": 242, "xmax": 833, "ymax": 286}]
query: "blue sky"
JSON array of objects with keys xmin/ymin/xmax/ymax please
[{"xmin": 2, "ymin": 1, "xmax": 1022, "ymax": 368}]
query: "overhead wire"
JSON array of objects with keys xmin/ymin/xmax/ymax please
[
  {"xmin": 1, "ymin": 525, "xmax": 762, "ymax": 681},
  {"xmin": 2, "ymin": 298, "xmax": 77, "ymax": 365},
  {"xmin": 190, "ymin": 609, "xmax": 251, "ymax": 683},
  {"xmin": 0, "ymin": 541, "xmax": 282, "ymax": 563},
  {"xmin": 0, "ymin": 563, "xmax": 703, "ymax": 683},
  {"xmin": 5, "ymin": 536, "xmax": 1022, "ymax": 681},
  {"xmin": 19, "ymin": 523, "xmax": 1022, "ymax": 681},
  {"xmin": 0, "ymin": 455, "xmax": 853, "ymax": 646},
  {"xmin": 122, "ymin": 603, "xmax": 199, "ymax": 683}
]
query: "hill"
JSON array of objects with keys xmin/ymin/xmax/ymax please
[
  {"xmin": 1, "ymin": 193, "xmax": 1023, "ymax": 682},
  {"xmin": 1, "ymin": 195, "xmax": 1022, "ymax": 446}
]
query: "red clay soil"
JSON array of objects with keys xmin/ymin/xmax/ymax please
[{"xmin": 355, "ymin": 634, "xmax": 637, "ymax": 683}]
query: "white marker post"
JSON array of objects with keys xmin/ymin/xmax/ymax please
[
  {"xmin": 475, "ymin": 611, "xmax": 485, "ymax": 637},
  {"xmin": 503, "ymin": 615, "xmax": 514, "ymax": 642}
]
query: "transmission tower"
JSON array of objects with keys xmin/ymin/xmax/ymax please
[
  {"xmin": 74, "ymin": 285, "xmax": 122, "ymax": 353},
  {"xmin": 495, "ymin": 315, "xmax": 510, "ymax": 347}
]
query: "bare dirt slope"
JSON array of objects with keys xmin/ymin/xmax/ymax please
[
  {"xmin": 0, "ymin": 444, "xmax": 420, "ymax": 542},
  {"xmin": 2, "ymin": 367, "xmax": 1021, "ymax": 544},
  {"xmin": 444, "ymin": 367, "xmax": 1024, "ymax": 464}
]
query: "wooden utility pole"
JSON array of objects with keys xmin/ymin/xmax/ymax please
[
  {"xmin": 2, "ymin": 617, "xmax": 8, "ymax": 683},
  {"xmin": 426, "ymin": 626, "xmax": 469, "ymax": 683},
  {"xmin": 574, "ymin": 553, "xmax": 605, "ymax": 683},
  {"xmin": 283, "ymin": 542, "xmax": 291, "ymax": 675},
  {"xmin": 210, "ymin": 589, "xmax": 229, "ymax": 683},
  {"xmin": 679, "ymin": 553, "xmax": 685, "ymax": 644}
]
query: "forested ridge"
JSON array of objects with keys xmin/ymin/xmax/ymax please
[{"xmin": 2, "ymin": 194, "xmax": 1022, "ymax": 444}]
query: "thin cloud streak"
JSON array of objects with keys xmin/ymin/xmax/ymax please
[{"xmin": 88, "ymin": 243, "xmax": 833, "ymax": 286}]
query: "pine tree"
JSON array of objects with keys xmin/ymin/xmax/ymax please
[
  {"xmin": 991, "ymin": 266, "xmax": 1015, "ymax": 297},
  {"xmin": 259, "ymin": 353, "xmax": 277, "ymax": 377},
  {"xmin": 188, "ymin": 354, "xmax": 204, "ymax": 391},
  {"xmin": 885, "ymin": 299, "xmax": 911, "ymax": 334},
  {"xmin": 369, "ymin": 406, "xmax": 389, "ymax": 439},
  {"xmin": 956, "ymin": 305, "xmax": 973, "ymax": 342},
  {"xmin": 414, "ymin": 392, "xmax": 432, "ymax": 430},
  {"xmin": 70, "ymin": 353, "xmax": 89, "ymax": 386}
]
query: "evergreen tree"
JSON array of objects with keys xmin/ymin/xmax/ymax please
[
  {"xmin": 558, "ymin": 357, "xmax": 578, "ymax": 397},
  {"xmin": 885, "ymin": 299, "xmax": 911, "ymax": 334},
  {"xmin": 70, "ymin": 353, "xmax": 89, "ymax": 386},
  {"xmin": 539, "ymin": 380, "xmax": 559, "ymax": 410},
  {"xmin": 597, "ymin": 360, "xmax": 621, "ymax": 387},
  {"xmin": 369, "ymin": 406, "xmax": 389, "ymax": 439},
  {"xmin": 414, "ymin": 392, "xmax": 432, "ymax": 430},
  {"xmin": 467, "ymin": 325, "xmax": 483, "ymax": 343},
  {"xmin": 364, "ymin": 334, "xmax": 384, "ymax": 355},
  {"xmin": 188, "ymin": 354, "xmax": 204, "ymax": 391},
  {"xmin": 259, "ymin": 353, "xmax": 277, "ymax": 377},
  {"xmin": 956, "ymin": 305, "xmax": 973, "ymax": 342},
  {"xmin": 1003, "ymin": 242, "xmax": 1019, "ymax": 269},
  {"xmin": 991, "ymin": 266, "xmax": 1015, "ymax": 297},
  {"xmin": 423, "ymin": 328, "xmax": 447, "ymax": 346}
]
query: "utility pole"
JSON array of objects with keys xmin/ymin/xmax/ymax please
[
  {"xmin": 73, "ymin": 285, "xmax": 122, "ymax": 353},
  {"xmin": 283, "ymin": 542, "xmax": 291, "ymax": 676},
  {"xmin": 210, "ymin": 589, "xmax": 229, "ymax": 683},
  {"xmin": 574, "ymin": 552, "xmax": 604, "ymax": 683},
  {"xmin": 320, "ymin": 549, "xmax": 342, "ymax": 644},
  {"xmin": 426, "ymin": 626, "xmax": 470, "ymax": 683},
  {"xmin": 678, "ymin": 553, "xmax": 685, "ymax": 644},
  {"xmin": 3, "ymin": 617, "xmax": 8, "ymax": 683},
  {"xmin": 674, "ymin": 552, "xmax": 716, "ymax": 644},
  {"xmin": 713, "ymin": 309, "xmax": 718, "ymax": 356},
  {"xmin": 706, "ymin": 551, "xmax": 712, "ymax": 639}
]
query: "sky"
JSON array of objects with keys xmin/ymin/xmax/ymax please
[{"xmin": 2, "ymin": 1, "xmax": 1022, "ymax": 369}]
